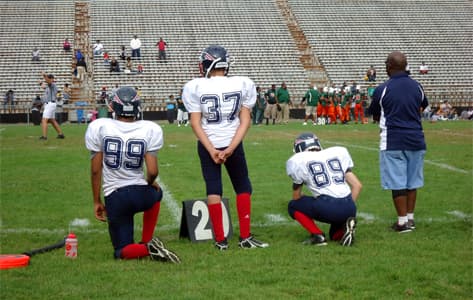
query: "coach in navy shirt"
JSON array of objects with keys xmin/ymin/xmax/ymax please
[{"xmin": 369, "ymin": 51, "xmax": 428, "ymax": 233}]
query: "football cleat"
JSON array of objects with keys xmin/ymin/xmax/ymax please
[
  {"xmin": 407, "ymin": 219, "xmax": 416, "ymax": 230},
  {"xmin": 303, "ymin": 234, "xmax": 327, "ymax": 246},
  {"xmin": 215, "ymin": 239, "xmax": 229, "ymax": 251},
  {"xmin": 340, "ymin": 217, "xmax": 356, "ymax": 246},
  {"xmin": 147, "ymin": 237, "xmax": 181, "ymax": 263},
  {"xmin": 239, "ymin": 235, "xmax": 269, "ymax": 249},
  {"xmin": 391, "ymin": 222, "xmax": 412, "ymax": 233}
]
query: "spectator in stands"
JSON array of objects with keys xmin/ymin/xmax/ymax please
[
  {"xmin": 76, "ymin": 57, "xmax": 88, "ymax": 82},
  {"xmin": 75, "ymin": 49, "xmax": 84, "ymax": 61},
  {"xmin": 366, "ymin": 65, "xmax": 377, "ymax": 82},
  {"xmin": 276, "ymin": 82, "xmax": 291, "ymax": 124},
  {"xmin": 119, "ymin": 45, "xmax": 126, "ymax": 60},
  {"xmin": 32, "ymin": 48, "xmax": 40, "ymax": 61},
  {"xmin": 39, "ymin": 73, "xmax": 65, "ymax": 140},
  {"xmin": 137, "ymin": 64, "xmax": 143, "ymax": 74},
  {"xmin": 103, "ymin": 51, "xmax": 110, "ymax": 64},
  {"xmin": 3, "ymin": 89, "xmax": 15, "ymax": 109},
  {"xmin": 419, "ymin": 61, "xmax": 429, "ymax": 74},
  {"xmin": 99, "ymin": 86, "xmax": 108, "ymax": 104},
  {"xmin": 63, "ymin": 83, "xmax": 71, "ymax": 104},
  {"xmin": 93, "ymin": 40, "xmax": 104, "ymax": 56},
  {"xmin": 63, "ymin": 38, "xmax": 71, "ymax": 52},
  {"xmin": 156, "ymin": 37, "xmax": 167, "ymax": 61},
  {"xmin": 110, "ymin": 57, "xmax": 120, "ymax": 73},
  {"xmin": 125, "ymin": 56, "xmax": 134, "ymax": 73},
  {"xmin": 130, "ymin": 35, "xmax": 142, "ymax": 59}
]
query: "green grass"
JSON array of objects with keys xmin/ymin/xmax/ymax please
[{"xmin": 1, "ymin": 120, "xmax": 472, "ymax": 299}]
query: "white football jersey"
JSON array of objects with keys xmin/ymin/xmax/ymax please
[
  {"xmin": 182, "ymin": 76, "xmax": 256, "ymax": 148},
  {"xmin": 286, "ymin": 146, "xmax": 354, "ymax": 199},
  {"xmin": 85, "ymin": 118, "xmax": 163, "ymax": 196}
]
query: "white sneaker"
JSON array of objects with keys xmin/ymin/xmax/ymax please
[
  {"xmin": 147, "ymin": 237, "xmax": 181, "ymax": 263},
  {"xmin": 340, "ymin": 217, "xmax": 356, "ymax": 246},
  {"xmin": 238, "ymin": 235, "xmax": 269, "ymax": 249}
]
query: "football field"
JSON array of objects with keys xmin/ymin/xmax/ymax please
[{"xmin": 1, "ymin": 120, "xmax": 472, "ymax": 299}]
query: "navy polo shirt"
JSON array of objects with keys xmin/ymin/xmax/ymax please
[{"xmin": 369, "ymin": 72, "xmax": 428, "ymax": 151}]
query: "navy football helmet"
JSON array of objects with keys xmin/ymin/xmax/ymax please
[
  {"xmin": 199, "ymin": 45, "xmax": 230, "ymax": 78},
  {"xmin": 293, "ymin": 132, "xmax": 322, "ymax": 153},
  {"xmin": 112, "ymin": 86, "xmax": 141, "ymax": 118}
]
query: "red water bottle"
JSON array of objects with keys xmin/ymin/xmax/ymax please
[{"xmin": 65, "ymin": 233, "xmax": 78, "ymax": 258}]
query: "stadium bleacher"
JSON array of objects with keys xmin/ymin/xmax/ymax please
[{"xmin": 0, "ymin": 0, "xmax": 472, "ymax": 121}]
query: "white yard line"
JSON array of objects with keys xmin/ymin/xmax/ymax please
[
  {"xmin": 157, "ymin": 176, "xmax": 182, "ymax": 226},
  {"xmin": 325, "ymin": 140, "xmax": 472, "ymax": 174},
  {"xmin": 1, "ymin": 210, "xmax": 471, "ymax": 234}
]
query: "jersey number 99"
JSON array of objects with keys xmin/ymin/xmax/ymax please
[{"xmin": 104, "ymin": 137, "xmax": 146, "ymax": 170}]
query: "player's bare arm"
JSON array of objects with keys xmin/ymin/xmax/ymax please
[
  {"xmin": 144, "ymin": 152, "xmax": 160, "ymax": 191},
  {"xmin": 90, "ymin": 152, "xmax": 106, "ymax": 222},
  {"xmin": 345, "ymin": 170, "xmax": 362, "ymax": 201},
  {"xmin": 292, "ymin": 183, "xmax": 303, "ymax": 200}
]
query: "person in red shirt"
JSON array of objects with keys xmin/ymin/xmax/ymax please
[
  {"xmin": 156, "ymin": 37, "xmax": 167, "ymax": 60},
  {"xmin": 63, "ymin": 38, "xmax": 71, "ymax": 52}
]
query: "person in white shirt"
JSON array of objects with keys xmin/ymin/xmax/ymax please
[
  {"xmin": 85, "ymin": 86, "xmax": 180, "ymax": 263},
  {"xmin": 286, "ymin": 132, "xmax": 362, "ymax": 246},
  {"xmin": 32, "ymin": 48, "xmax": 40, "ymax": 61},
  {"xmin": 419, "ymin": 61, "xmax": 429, "ymax": 74},
  {"xmin": 130, "ymin": 35, "xmax": 142, "ymax": 59},
  {"xmin": 182, "ymin": 45, "xmax": 268, "ymax": 251},
  {"xmin": 93, "ymin": 40, "xmax": 104, "ymax": 56}
]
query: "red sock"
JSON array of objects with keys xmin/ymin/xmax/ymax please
[
  {"xmin": 331, "ymin": 229, "xmax": 345, "ymax": 241},
  {"xmin": 236, "ymin": 193, "xmax": 251, "ymax": 239},
  {"xmin": 294, "ymin": 211, "xmax": 323, "ymax": 235},
  {"xmin": 141, "ymin": 201, "xmax": 161, "ymax": 243},
  {"xmin": 208, "ymin": 202, "xmax": 225, "ymax": 242},
  {"xmin": 120, "ymin": 244, "xmax": 149, "ymax": 259}
]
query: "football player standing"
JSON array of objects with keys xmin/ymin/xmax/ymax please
[
  {"xmin": 182, "ymin": 45, "xmax": 269, "ymax": 250},
  {"xmin": 286, "ymin": 133, "xmax": 362, "ymax": 246},
  {"xmin": 85, "ymin": 86, "xmax": 180, "ymax": 262}
]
